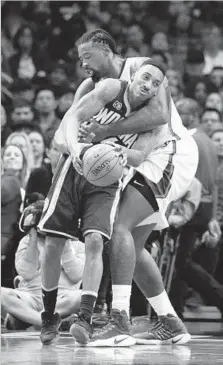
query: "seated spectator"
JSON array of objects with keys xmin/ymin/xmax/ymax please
[
  {"xmin": 25, "ymin": 133, "xmax": 61, "ymax": 200},
  {"xmin": 57, "ymin": 87, "xmax": 75, "ymax": 119},
  {"xmin": 10, "ymin": 78, "xmax": 35, "ymax": 103},
  {"xmin": 201, "ymin": 22, "xmax": 223, "ymax": 75},
  {"xmin": 34, "ymin": 86, "xmax": 61, "ymax": 139},
  {"xmin": 10, "ymin": 97, "xmax": 37, "ymax": 134},
  {"xmin": 124, "ymin": 24, "xmax": 150, "ymax": 58},
  {"xmin": 200, "ymin": 108, "xmax": 223, "ymax": 137},
  {"xmin": 9, "ymin": 24, "xmax": 51, "ymax": 80},
  {"xmin": 185, "ymin": 77, "xmax": 218, "ymax": 108},
  {"xmin": 168, "ymin": 178, "xmax": 202, "ymax": 229},
  {"xmin": 1, "ymin": 104, "xmax": 12, "ymax": 147},
  {"xmin": 2, "ymin": 200, "xmax": 85, "ymax": 330},
  {"xmin": 211, "ymin": 129, "xmax": 223, "ymax": 285},
  {"xmin": 166, "ymin": 68, "xmax": 184, "ymax": 90},
  {"xmin": 151, "ymin": 51, "xmax": 169, "ymax": 72},
  {"xmin": 49, "ymin": 60, "xmax": 70, "ymax": 98},
  {"xmin": 184, "ymin": 49, "xmax": 205, "ymax": 87},
  {"xmin": 151, "ymin": 32, "xmax": 173, "ymax": 68},
  {"xmin": 209, "ymin": 66, "xmax": 223, "ymax": 90},
  {"xmin": 5, "ymin": 132, "xmax": 34, "ymax": 185},
  {"xmin": 117, "ymin": 2, "xmax": 135, "ymax": 27},
  {"xmin": 28, "ymin": 130, "xmax": 46, "ymax": 169},
  {"xmin": 205, "ymin": 92, "xmax": 223, "ymax": 114},
  {"xmin": 1, "ymin": 143, "xmax": 28, "ymax": 287}
]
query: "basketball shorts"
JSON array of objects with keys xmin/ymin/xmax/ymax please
[
  {"xmin": 38, "ymin": 155, "xmax": 121, "ymax": 240},
  {"xmin": 124, "ymin": 137, "xmax": 199, "ymax": 228}
]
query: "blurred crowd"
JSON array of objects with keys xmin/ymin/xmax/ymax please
[{"xmin": 1, "ymin": 1, "xmax": 223, "ymax": 326}]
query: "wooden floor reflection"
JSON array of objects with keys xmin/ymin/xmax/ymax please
[{"xmin": 1, "ymin": 322, "xmax": 223, "ymax": 365}]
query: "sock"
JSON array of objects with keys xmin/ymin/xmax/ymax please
[
  {"xmin": 147, "ymin": 290, "xmax": 177, "ymax": 317},
  {"xmin": 80, "ymin": 291, "xmax": 97, "ymax": 323},
  {"xmin": 112, "ymin": 285, "xmax": 132, "ymax": 318},
  {"xmin": 42, "ymin": 287, "xmax": 58, "ymax": 319}
]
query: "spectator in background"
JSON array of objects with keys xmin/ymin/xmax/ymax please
[
  {"xmin": 184, "ymin": 49, "xmax": 205, "ymax": 87},
  {"xmin": 34, "ymin": 87, "xmax": 60, "ymax": 139},
  {"xmin": 83, "ymin": 1, "xmax": 110, "ymax": 32},
  {"xmin": 151, "ymin": 32, "xmax": 173, "ymax": 68},
  {"xmin": 201, "ymin": 23, "xmax": 223, "ymax": 75},
  {"xmin": 209, "ymin": 66, "xmax": 223, "ymax": 90},
  {"xmin": 151, "ymin": 51, "xmax": 169, "ymax": 72},
  {"xmin": 1, "ymin": 144, "xmax": 27, "ymax": 287},
  {"xmin": 49, "ymin": 60, "xmax": 70, "ymax": 98},
  {"xmin": 117, "ymin": 1, "xmax": 135, "ymax": 27},
  {"xmin": 205, "ymin": 92, "xmax": 223, "ymax": 114},
  {"xmin": 10, "ymin": 98, "xmax": 36, "ymax": 133},
  {"xmin": 28, "ymin": 131, "xmax": 46, "ymax": 169},
  {"xmin": 2, "ymin": 200, "xmax": 85, "ymax": 330},
  {"xmin": 25, "ymin": 133, "xmax": 61, "ymax": 201},
  {"xmin": 5, "ymin": 132, "xmax": 34, "ymax": 185},
  {"xmin": 57, "ymin": 87, "xmax": 75, "ymax": 119},
  {"xmin": 211, "ymin": 129, "xmax": 223, "ymax": 285},
  {"xmin": 1, "ymin": 104, "xmax": 12, "ymax": 147},
  {"xmin": 200, "ymin": 108, "xmax": 223, "ymax": 137},
  {"xmin": 185, "ymin": 77, "xmax": 218, "ymax": 108},
  {"xmin": 166, "ymin": 67, "xmax": 185, "ymax": 102},
  {"xmin": 10, "ymin": 78, "xmax": 35, "ymax": 103},
  {"xmin": 9, "ymin": 24, "xmax": 51, "ymax": 80},
  {"xmin": 124, "ymin": 24, "xmax": 150, "ymax": 58}
]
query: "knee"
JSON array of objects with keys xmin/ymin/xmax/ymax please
[
  {"xmin": 85, "ymin": 233, "xmax": 103, "ymax": 255},
  {"xmin": 113, "ymin": 224, "xmax": 129, "ymax": 243},
  {"xmin": 1, "ymin": 288, "xmax": 16, "ymax": 307}
]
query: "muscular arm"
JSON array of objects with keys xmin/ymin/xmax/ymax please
[{"xmin": 96, "ymin": 81, "xmax": 171, "ymax": 139}]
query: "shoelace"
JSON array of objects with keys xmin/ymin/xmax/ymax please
[
  {"xmin": 151, "ymin": 318, "xmax": 173, "ymax": 339},
  {"xmin": 42, "ymin": 319, "xmax": 57, "ymax": 333}
]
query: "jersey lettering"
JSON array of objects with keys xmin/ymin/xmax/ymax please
[{"xmin": 94, "ymin": 108, "xmax": 121, "ymax": 125}]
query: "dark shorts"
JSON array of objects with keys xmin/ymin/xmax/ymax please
[{"xmin": 38, "ymin": 155, "xmax": 121, "ymax": 240}]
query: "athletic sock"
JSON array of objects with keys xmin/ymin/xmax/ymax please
[
  {"xmin": 80, "ymin": 292, "xmax": 97, "ymax": 324},
  {"xmin": 42, "ymin": 287, "xmax": 58, "ymax": 320},
  {"xmin": 147, "ymin": 290, "xmax": 178, "ymax": 317},
  {"xmin": 112, "ymin": 285, "xmax": 132, "ymax": 318}
]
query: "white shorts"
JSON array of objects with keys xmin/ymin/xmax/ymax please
[{"xmin": 125, "ymin": 137, "xmax": 199, "ymax": 229}]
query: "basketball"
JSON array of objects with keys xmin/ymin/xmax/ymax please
[{"xmin": 82, "ymin": 144, "xmax": 123, "ymax": 186}]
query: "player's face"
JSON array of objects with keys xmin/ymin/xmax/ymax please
[
  {"xmin": 131, "ymin": 65, "xmax": 164, "ymax": 100},
  {"xmin": 78, "ymin": 42, "xmax": 109, "ymax": 82}
]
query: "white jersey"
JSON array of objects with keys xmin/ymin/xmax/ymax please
[{"xmin": 119, "ymin": 57, "xmax": 190, "ymax": 150}]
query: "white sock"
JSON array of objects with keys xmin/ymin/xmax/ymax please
[
  {"xmin": 112, "ymin": 285, "xmax": 131, "ymax": 318},
  {"xmin": 147, "ymin": 290, "xmax": 177, "ymax": 317}
]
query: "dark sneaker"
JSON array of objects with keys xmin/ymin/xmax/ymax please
[
  {"xmin": 4, "ymin": 313, "xmax": 31, "ymax": 330},
  {"xmin": 92, "ymin": 302, "xmax": 110, "ymax": 328},
  {"xmin": 134, "ymin": 314, "xmax": 191, "ymax": 345},
  {"xmin": 83, "ymin": 309, "xmax": 136, "ymax": 347},
  {"xmin": 70, "ymin": 313, "xmax": 93, "ymax": 345},
  {"xmin": 40, "ymin": 312, "xmax": 61, "ymax": 345}
]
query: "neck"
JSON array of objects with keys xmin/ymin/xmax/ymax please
[
  {"xmin": 106, "ymin": 56, "xmax": 125, "ymax": 79},
  {"xmin": 33, "ymin": 155, "xmax": 43, "ymax": 168}
]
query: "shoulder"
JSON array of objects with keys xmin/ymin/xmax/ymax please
[{"xmin": 95, "ymin": 78, "xmax": 122, "ymax": 101}]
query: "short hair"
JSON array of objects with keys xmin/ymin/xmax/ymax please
[
  {"xmin": 151, "ymin": 50, "xmax": 168, "ymax": 65},
  {"xmin": 210, "ymin": 128, "xmax": 223, "ymax": 138},
  {"xmin": 139, "ymin": 59, "xmax": 166, "ymax": 76},
  {"xmin": 201, "ymin": 107, "xmax": 222, "ymax": 121},
  {"xmin": 12, "ymin": 97, "xmax": 32, "ymax": 111},
  {"xmin": 76, "ymin": 29, "xmax": 119, "ymax": 54},
  {"xmin": 11, "ymin": 78, "xmax": 33, "ymax": 92},
  {"xmin": 176, "ymin": 98, "xmax": 202, "ymax": 115},
  {"xmin": 35, "ymin": 86, "xmax": 56, "ymax": 100}
]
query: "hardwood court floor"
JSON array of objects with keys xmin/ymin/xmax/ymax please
[{"xmin": 1, "ymin": 322, "xmax": 223, "ymax": 365}]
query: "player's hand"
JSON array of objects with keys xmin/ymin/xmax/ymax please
[
  {"xmin": 201, "ymin": 230, "xmax": 220, "ymax": 248},
  {"xmin": 71, "ymin": 143, "xmax": 93, "ymax": 175},
  {"xmin": 79, "ymin": 119, "xmax": 107, "ymax": 142},
  {"xmin": 208, "ymin": 218, "xmax": 221, "ymax": 238},
  {"xmin": 102, "ymin": 141, "xmax": 127, "ymax": 167}
]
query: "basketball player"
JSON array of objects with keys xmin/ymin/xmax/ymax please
[
  {"xmin": 67, "ymin": 61, "xmax": 197, "ymax": 346},
  {"xmin": 38, "ymin": 29, "xmax": 196, "ymax": 346}
]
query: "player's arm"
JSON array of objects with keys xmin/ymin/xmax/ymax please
[
  {"xmin": 103, "ymin": 81, "xmax": 171, "ymax": 136},
  {"xmin": 74, "ymin": 78, "xmax": 121, "ymax": 123},
  {"xmin": 54, "ymin": 78, "xmax": 95, "ymax": 154}
]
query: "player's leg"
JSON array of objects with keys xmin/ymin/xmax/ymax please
[
  {"xmin": 1, "ymin": 288, "xmax": 42, "ymax": 328},
  {"xmin": 38, "ymin": 156, "xmax": 80, "ymax": 344},
  {"xmin": 89, "ymin": 182, "xmax": 157, "ymax": 347},
  {"xmin": 70, "ymin": 181, "xmax": 121, "ymax": 344}
]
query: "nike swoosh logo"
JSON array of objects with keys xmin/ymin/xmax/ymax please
[
  {"xmin": 114, "ymin": 336, "xmax": 129, "ymax": 344},
  {"xmin": 133, "ymin": 181, "xmax": 144, "ymax": 187},
  {"xmin": 172, "ymin": 335, "xmax": 185, "ymax": 344}
]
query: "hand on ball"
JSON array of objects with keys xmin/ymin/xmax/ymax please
[{"xmin": 102, "ymin": 141, "xmax": 127, "ymax": 167}]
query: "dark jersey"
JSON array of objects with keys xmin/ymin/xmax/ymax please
[{"xmin": 93, "ymin": 80, "xmax": 139, "ymax": 149}]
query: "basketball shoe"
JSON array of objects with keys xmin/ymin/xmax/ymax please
[
  {"xmin": 70, "ymin": 313, "xmax": 94, "ymax": 344},
  {"xmin": 40, "ymin": 312, "xmax": 61, "ymax": 345},
  {"xmin": 77, "ymin": 309, "xmax": 135, "ymax": 347},
  {"xmin": 134, "ymin": 314, "xmax": 191, "ymax": 345}
]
